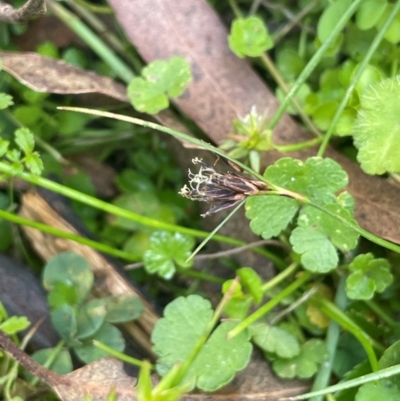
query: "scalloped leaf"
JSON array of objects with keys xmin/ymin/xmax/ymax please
[
  {"xmin": 143, "ymin": 231, "xmax": 194, "ymax": 279},
  {"xmin": 152, "ymin": 295, "xmax": 252, "ymax": 392},
  {"xmin": 346, "ymin": 253, "xmax": 393, "ymax": 300},
  {"xmin": 127, "ymin": 56, "xmax": 191, "ymax": 114},
  {"xmin": 228, "ymin": 17, "xmax": 273, "ymax": 58},
  {"xmin": 354, "ymin": 76, "xmax": 400, "ymax": 174}
]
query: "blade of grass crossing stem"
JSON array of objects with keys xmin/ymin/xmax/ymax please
[
  {"xmin": 267, "ymin": 0, "xmax": 363, "ymax": 130},
  {"xmin": 318, "ymin": 0, "xmax": 400, "ymax": 157},
  {"xmin": 187, "ymin": 200, "xmax": 245, "ymax": 262}
]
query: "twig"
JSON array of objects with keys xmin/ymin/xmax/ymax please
[
  {"xmin": 0, "ymin": 330, "xmax": 70, "ymax": 387},
  {"xmin": 194, "ymin": 239, "xmax": 289, "ymax": 260},
  {"xmin": 0, "ymin": 0, "xmax": 46, "ymax": 24},
  {"xmin": 125, "ymin": 239, "xmax": 289, "ymax": 270}
]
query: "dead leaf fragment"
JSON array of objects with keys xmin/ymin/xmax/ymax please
[
  {"xmin": 0, "ymin": 52, "xmax": 128, "ymax": 102},
  {"xmin": 55, "ymin": 357, "xmax": 137, "ymax": 401}
]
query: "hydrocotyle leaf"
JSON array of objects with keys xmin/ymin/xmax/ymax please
[
  {"xmin": 245, "ymin": 195, "xmax": 298, "ymax": 239},
  {"xmin": 127, "ymin": 56, "xmax": 191, "ymax": 114},
  {"xmin": 143, "ymin": 231, "xmax": 195, "ymax": 279},
  {"xmin": 152, "ymin": 295, "xmax": 213, "ymax": 376},
  {"xmin": 152, "ymin": 295, "xmax": 252, "ymax": 391},
  {"xmin": 346, "ymin": 253, "xmax": 393, "ymax": 300},
  {"xmin": 354, "ymin": 76, "xmax": 400, "ymax": 174},
  {"xmin": 228, "ymin": 16, "xmax": 273, "ymax": 58},
  {"xmin": 273, "ymin": 339, "xmax": 328, "ymax": 379},
  {"xmin": 264, "ymin": 157, "xmax": 348, "ymax": 204}
]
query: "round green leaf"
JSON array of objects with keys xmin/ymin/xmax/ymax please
[
  {"xmin": 76, "ymin": 299, "xmax": 106, "ymax": 340},
  {"xmin": 104, "ymin": 295, "xmax": 144, "ymax": 323},
  {"xmin": 43, "ymin": 252, "xmax": 93, "ymax": 304},
  {"xmin": 74, "ymin": 322, "xmax": 125, "ymax": 364},
  {"xmin": 31, "ymin": 348, "xmax": 72, "ymax": 375},
  {"xmin": 356, "ymin": 0, "xmax": 387, "ymax": 30},
  {"xmin": 228, "ymin": 17, "xmax": 273, "ymax": 58},
  {"xmin": 317, "ymin": 0, "xmax": 352, "ymax": 43},
  {"xmin": 111, "ymin": 192, "xmax": 160, "ymax": 231},
  {"xmin": 50, "ymin": 304, "xmax": 77, "ymax": 343},
  {"xmin": 356, "ymin": 381, "xmax": 400, "ymax": 401},
  {"xmin": 376, "ymin": 3, "xmax": 400, "ymax": 44}
]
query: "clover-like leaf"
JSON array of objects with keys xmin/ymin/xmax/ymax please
[
  {"xmin": 0, "ymin": 93, "xmax": 13, "ymax": 110},
  {"xmin": 143, "ymin": 231, "xmax": 195, "ymax": 279},
  {"xmin": 346, "ymin": 253, "xmax": 393, "ymax": 300},
  {"xmin": 228, "ymin": 17, "xmax": 273, "ymax": 58},
  {"xmin": 354, "ymin": 76, "xmax": 400, "ymax": 174},
  {"xmin": 43, "ymin": 252, "xmax": 94, "ymax": 304},
  {"xmin": 273, "ymin": 339, "xmax": 328, "ymax": 379},
  {"xmin": 265, "ymin": 157, "xmax": 348, "ymax": 204},
  {"xmin": 74, "ymin": 322, "xmax": 125, "ymax": 364},
  {"xmin": 251, "ymin": 324, "xmax": 300, "ymax": 358},
  {"xmin": 128, "ymin": 56, "xmax": 191, "ymax": 114},
  {"xmin": 152, "ymin": 295, "xmax": 252, "ymax": 392},
  {"xmin": 245, "ymin": 195, "xmax": 298, "ymax": 239}
]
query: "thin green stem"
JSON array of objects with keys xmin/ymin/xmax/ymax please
[
  {"xmin": 45, "ymin": 0, "xmax": 134, "ymax": 83},
  {"xmin": 93, "ymin": 340, "xmax": 147, "ymax": 368},
  {"xmin": 318, "ymin": 0, "xmax": 400, "ymax": 157},
  {"xmin": 262, "ymin": 261, "xmax": 299, "ymax": 292},
  {"xmin": 313, "ymin": 296, "xmax": 383, "ymax": 372},
  {"xmin": 0, "ymin": 208, "xmax": 140, "ymax": 261},
  {"xmin": 187, "ymin": 200, "xmax": 245, "ymax": 261},
  {"xmin": 228, "ymin": 0, "xmax": 243, "ymax": 18},
  {"xmin": 58, "ymin": 107, "xmax": 271, "ymax": 183},
  {"xmin": 273, "ymin": 137, "xmax": 322, "ymax": 152},
  {"xmin": 288, "ymin": 364, "xmax": 400, "ymax": 400},
  {"xmin": 310, "ymin": 277, "xmax": 347, "ymax": 401},
  {"xmin": 228, "ymin": 271, "xmax": 313, "ymax": 338},
  {"xmin": 30, "ymin": 340, "xmax": 65, "ymax": 386},
  {"xmin": 69, "ymin": 0, "xmax": 112, "ymax": 13},
  {"xmin": 176, "ymin": 267, "xmax": 225, "ymax": 284},
  {"xmin": 365, "ymin": 300, "xmax": 397, "ymax": 327},
  {"xmin": 65, "ymin": 0, "xmax": 143, "ymax": 72},
  {"xmin": 170, "ymin": 278, "xmax": 240, "ymax": 387},
  {"xmin": 308, "ymin": 201, "xmax": 400, "ymax": 255},
  {"xmin": 260, "ymin": 53, "xmax": 321, "ymax": 138},
  {"xmin": 268, "ymin": 0, "xmax": 363, "ymax": 130}
]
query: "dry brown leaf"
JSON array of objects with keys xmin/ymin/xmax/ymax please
[
  {"xmin": 55, "ymin": 357, "xmax": 137, "ymax": 401},
  {"xmin": 0, "ymin": 51, "xmax": 128, "ymax": 102},
  {"xmin": 108, "ymin": 0, "xmax": 400, "ymax": 244}
]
